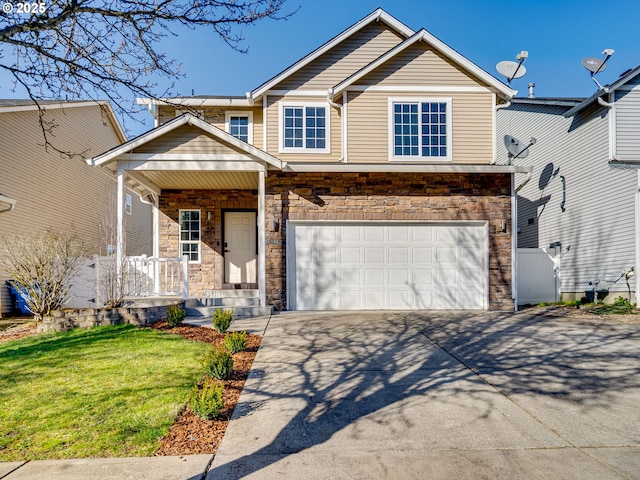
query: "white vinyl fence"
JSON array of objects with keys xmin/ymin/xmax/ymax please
[
  {"xmin": 516, "ymin": 248, "xmax": 558, "ymax": 305},
  {"xmin": 66, "ymin": 255, "xmax": 188, "ymax": 309}
]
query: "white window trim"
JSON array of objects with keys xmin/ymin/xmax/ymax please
[
  {"xmin": 125, "ymin": 194, "xmax": 132, "ymax": 215},
  {"xmin": 278, "ymin": 101, "xmax": 331, "ymax": 154},
  {"xmin": 388, "ymin": 97, "xmax": 452, "ymax": 162},
  {"xmin": 179, "ymin": 209, "xmax": 201, "ymax": 264},
  {"xmin": 225, "ymin": 111, "xmax": 254, "ymax": 145}
]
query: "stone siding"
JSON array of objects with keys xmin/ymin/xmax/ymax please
[
  {"xmin": 157, "ymin": 173, "xmax": 514, "ymax": 311},
  {"xmin": 264, "ymin": 172, "xmax": 513, "ymax": 311},
  {"xmin": 158, "ymin": 190, "xmax": 257, "ymax": 296}
]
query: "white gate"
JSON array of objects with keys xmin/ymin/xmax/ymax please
[{"xmin": 516, "ymin": 248, "xmax": 557, "ymax": 305}]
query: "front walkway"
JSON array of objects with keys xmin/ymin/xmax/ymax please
[{"xmin": 208, "ymin": 310, "xmax": 640, "ymax": 479}]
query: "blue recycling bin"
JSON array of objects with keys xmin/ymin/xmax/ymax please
[{"xmin": 7, "ymin": 283, "xmax": 33, "ymax": 315}]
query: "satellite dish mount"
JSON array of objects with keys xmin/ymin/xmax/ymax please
[
  {"xmin": 582, "ymin": 49, "xmax": 614, "ymax": 89},
  {"xmin": 496, "ymin": 51, "xmax": 528, "ymax": 86}
]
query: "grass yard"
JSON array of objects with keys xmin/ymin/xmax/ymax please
[{"xmin": 0, "ymin": 324, "xmax": 210, "ymax": 461}]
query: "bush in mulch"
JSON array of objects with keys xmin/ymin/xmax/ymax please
[{"xmin": 150, "ymin": 321, "xmax": 261, "ymax": 456}]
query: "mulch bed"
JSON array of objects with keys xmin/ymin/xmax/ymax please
[{"xmin": 149, "ymin": 321, "xmax": 262, "ymax": 456}]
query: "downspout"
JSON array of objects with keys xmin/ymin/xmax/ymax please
[
  {"xmin": 597, "ymin": 90, "xmax": 620, "ymax": 161},
  {"xmin": 511, "ymin": 173, "xmax": 518, "ymax": 311},
  {"xmin": 147, "ymin": 103, "xmax": 158, "ymax": 128},
  {"xmin": 327, "ymin": 90, "xmax": 345, "ymax": 162},
  {"xmin": 515, "ymin": 171, "xmax": 532, "ymax": 193}
]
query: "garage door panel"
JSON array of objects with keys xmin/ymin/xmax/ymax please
[
  {"xmin": 365, "ymin": 247, "xmax": 385, "ymax": 263},
  {"xmin": 389, "ymin": 247, "xmax": 409, "ymax": 263},
  {"xmin": 365, "ymin": 269, "xmax": 385, "ymax": 285},
  {"xmin": 436, "ymin": 247, "xmax": 458, "ymax": 264},
  {"xmin": 388, "ymin": 290, "xmax": 412, "ymax": 308},
  {"xmin": 412, "ymin": 246, "xmax": 434, "ymax": 264},
  {"xmin": 365, "ymin": 226, "xmax": 385, "ymax": 242},
  {"xmin": 289, "ymin": 222, "xmax": 487, "ymax": 310},
  {"xmin": 388, "ymin": 226, "xmax": 409, "ymax": 242}
]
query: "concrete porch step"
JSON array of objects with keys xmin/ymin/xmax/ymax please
[
  {"xmin": 202, "ymin": 289, "xmax": 259, "ymax": 298},
  {"xmin": 185, "ymin": 297, "xmax": 259, "ymax": 308},
  {"xmin": 185, "ymin": 305, "xmax": 272, "ymax": 319}
]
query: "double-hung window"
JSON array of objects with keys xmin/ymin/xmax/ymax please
[
  {"xmin": 225, "ymin": 111, "xmax": 253, "ymax": 144},
  {"xmin": 179, "ymin": 210, "xmax": 200, "ymax": 263},
  {"xmin": 389, "ymin": 98, "xmax": 452, "ymax": 161},
  {"xmin": 279, "ymin": 102, "xmax": 330, "ymax": 153}
]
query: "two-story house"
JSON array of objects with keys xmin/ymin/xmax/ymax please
[
  {"xmin": 497, "ymin": 68, "xmax": 640, "ymax": 304},
  {"xmin": 89, "ymin": 9, "xmax": 529, "ymax": 312},
  {"xmin": 0, "ymin": 100, "xmax": 153, "ymax": 317}
]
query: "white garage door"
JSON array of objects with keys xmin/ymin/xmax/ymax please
[{"xmin": 287, "ymin": 222, "xmax": 488, "ymax": 310}]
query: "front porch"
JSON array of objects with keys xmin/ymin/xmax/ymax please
[{"xmin": 87, "ymin": 114, "xmax": 283, "ymax": 312}]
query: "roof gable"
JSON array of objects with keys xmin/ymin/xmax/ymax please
[
  {"xmin": 248, "ymin": 8, "xmax": 414, "ymax": 101},
  {"xmin": 88, "ymin": 114, "xmax": 282, "ymax": 169},
  {"xmin": 332, "ymin": 29, "xmax": 514, "ymax": 99}
]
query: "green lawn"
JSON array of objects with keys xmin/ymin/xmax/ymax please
[{"xmin": 0, "ymin": 324, "xmax": 209, "ymax": 460}]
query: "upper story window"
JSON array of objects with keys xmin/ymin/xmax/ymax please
[
  {"xmin": 278, "ymin": 102, "xmax": 330, "ymax": 154},
  {"xmin": 225, "ymin": 111, "xmax": 253, "ymax": 144},
  {"xmin": 179, "ymin": 209, "xmax": 200, "ymax": 263},
  {"xmin": 125, "ymin": 194, "xmax": 132, "ymax": 215},
  {"xmin": 389, "ymin": 98, "xmax": 452, "ymax": 161}
]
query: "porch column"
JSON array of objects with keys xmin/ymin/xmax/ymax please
[
  {"xmin": 258, "ymin": 170, "xmax": 266, "ymax": 307},
  {"xmin": 116, "ymin": 169, "xmax": 126, "ymax": 281}
]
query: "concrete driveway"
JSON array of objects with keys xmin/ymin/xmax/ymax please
[{"xmin": 208, "ymin": 310, "xmax": 640, "ymax": 479}]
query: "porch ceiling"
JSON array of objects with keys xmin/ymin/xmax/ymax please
[{"xmin": 141, "ymin": 170, "xmax": 258, "ymax": 190}]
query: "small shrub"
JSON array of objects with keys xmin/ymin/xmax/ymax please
[
  {"xmin": 225, "ymin": 331, "xmax": 247, "ymax": 353},
  {"xmin": 202, "ymin": 346, "xmax": 234, "ymax": 380},
  {"xmin": 213, "ymin": 308, "xmax": 234, "ymax": 333},
  {"xmin": 188, "ymin": 379, "xmax": 224, "ymax": 419},
  {"xmin": 166, "ymin": 304, "xmax": 186, "ymax": 327},
  {"xmin": 613, "ymin": 296, "xmax": 633, "ymax": 308}
]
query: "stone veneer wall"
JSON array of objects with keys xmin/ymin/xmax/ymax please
[
  {"xmin": 158, "ymin": 190, "xmax": 258, "ymax": 296},
  {"xmin": 39, "ymin": 303, "xmax": 180, "ymax": 333},
  {"xmin": 264, "ymin": 172, "xmax": 513, "ymax": 311}
]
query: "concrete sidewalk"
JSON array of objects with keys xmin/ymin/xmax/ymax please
[{"xmin": 2, "ymin": 311, "xmax": 640, "ymax": 479}]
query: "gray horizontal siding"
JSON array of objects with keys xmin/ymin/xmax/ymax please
[
  {"xmin": 615, "ymin": 80, "xmax": 640, "ymax": 161},
  {"xmin": 498, "ymin": 102, "xmax": 636, "ymax": 295}
]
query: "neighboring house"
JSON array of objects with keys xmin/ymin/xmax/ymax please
[
  {"xmin": 0, "ymin": 100, "xmax": 153, "ymax": 317},
  {"xmin": 89, "ymin": 9, "xmax": 530, "ymax": 312},
  {"xmin": 497, "ymin": 74, "xmax": 640, "ymax": 302}
]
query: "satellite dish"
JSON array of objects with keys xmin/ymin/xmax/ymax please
[
  {"xmin": 504, "ymin": 135, "xmax": 537, "ymax": 164},
  {"xmin": 504, "ymin": 135, "xmax": 529, "ymax": 159},
  {"xmin": 582, "ymin": 49, "xmax": 614, "ymax": 89},
  {"xmin": 582, "ymin": 57, "xmax": 605, "ymax": 74},
  {"xmin": 497, "ymin": 61, "xmax": 527, "ymax": 80},
  {"xmin": 496, "ymin": 51, "xmax": 528, "ymax": 85}
]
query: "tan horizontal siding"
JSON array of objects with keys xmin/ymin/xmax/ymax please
[
  {"xmin": 347, "ymin": 90, "xmax": 494, "ymax": 163},
  {"xmin": 0, "ymin": 106, "xmax": 152, "ymax": 316},
  {"xmin": 265, "ymin": 95, "xmax": 342, "ymax": 162},
  {"xmin": 276, "ymin": 23, "xmax": 404, "ymax": 91},
  {"xmin": 134, "ymin": 124, "xmax": 247, "ymax": 155},
  {"xmin": 357, "ymin": 43, "xmax": 480, "ymax": 87},
  {"xmin": 158, "ymin": 106, "xmax": 263, "ymax": 148}
]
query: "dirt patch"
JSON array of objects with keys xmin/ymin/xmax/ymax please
[
  {"xmin": 523, "ymin": 304, "xmax": 640, "ymax": 326},
  {"xmin": 0, "ymin": 321, "xmax": 38, "ymax": 342},
  {"xmin": 150, "ymin": 321, "xmax": 261, "ymax": 456}
]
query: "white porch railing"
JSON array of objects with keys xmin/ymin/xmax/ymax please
[{"xmin": 123, "ymin": 255, "xmax": 189, "ymax": 299}]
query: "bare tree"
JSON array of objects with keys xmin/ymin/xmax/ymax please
[
  {"xmin": 0, "ymin": 230, "xmax": 92, "ymax": 321},
  {"xmin": 96, "ymin": 194, "xmax": 126, "ymax": 309},
  {"xmin": 0, "ymin": 0, "xmax": 292, "ymax": 150}
]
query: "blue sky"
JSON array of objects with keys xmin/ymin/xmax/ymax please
[{"xmin": 4, "ymin": 0, "xmax": 640, "ymax": 136}]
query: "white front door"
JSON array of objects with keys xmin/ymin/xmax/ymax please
[{"xmin": 224, "ymin": 212, "xmax": 257, "ymax": 284}]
